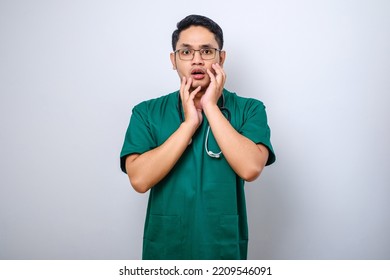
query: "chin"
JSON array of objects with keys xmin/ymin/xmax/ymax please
[{"xmin": 192, "ymin": 80, "xmax": 210, "ymax": 90}]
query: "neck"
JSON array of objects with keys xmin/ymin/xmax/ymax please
[{"xmin": 193, "ymin": 93, "xmax": 203, "ymax": 110}]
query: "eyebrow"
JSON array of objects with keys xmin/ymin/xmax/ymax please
[{"xmin": 178, "ymin": 43, "xmax": 217, "ymax": 49}]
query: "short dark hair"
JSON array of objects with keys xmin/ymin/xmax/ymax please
[{"xmin": 172, "ymin": 15, "xmax": 224, "ymax": 51}]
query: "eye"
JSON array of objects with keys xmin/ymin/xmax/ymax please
[
  {"xmin": 180, "ymin": 49, "xmax": 192, "ymax": 56},
  {"xmin": 201, "ymin": 49, "xmax": 214, "ymax": 55}
]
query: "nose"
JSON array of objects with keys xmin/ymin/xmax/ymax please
[{"xmin": 192, "ymin": 50, "xmax": 204, "ymax": 64}]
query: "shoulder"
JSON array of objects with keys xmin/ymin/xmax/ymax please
[
  {"xmin": 223, "ymin": 89, "xmax": 265, "ymax": 111},
  {"xmin": 133, "ymin": 91, "xmax": 178, "ymax": 113}
]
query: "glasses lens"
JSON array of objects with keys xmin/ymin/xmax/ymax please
[
  {"xmin": 177, "ymin": 48, "xmax": 217, "ymax": 60},
  {"xmin": 179, "ymin": 49, "xmax": 193, "ymax": 60},
  {"xmin": 200, "ymin": 49, "xmax": 216, "ymax": 60}
]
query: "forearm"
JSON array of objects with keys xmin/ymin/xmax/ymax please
[
  {"xmin": 204, "ymin": 104, "xmax": 269, "ymax": 181},
  {"xmin": 125, "ymin": 123, "xmax": 195, "ymax": 193}
]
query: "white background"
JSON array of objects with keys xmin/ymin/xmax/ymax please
[{"xmin": 1, "ymin": 0, "xmax": 389, "ymax": 259}]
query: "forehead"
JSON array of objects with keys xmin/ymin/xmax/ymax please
[{"xmin": 176, "ymin": 25, "xmax": 218, "ymax": 48}]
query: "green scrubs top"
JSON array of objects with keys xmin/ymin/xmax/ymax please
[{"xmin": 120, "ymin": 89, "xmax": 275, "ymax": 260}]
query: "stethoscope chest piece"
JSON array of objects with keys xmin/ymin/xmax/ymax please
[{"xmin": 204, "ymin": 126, "xmax": 222, "ymax": 158}]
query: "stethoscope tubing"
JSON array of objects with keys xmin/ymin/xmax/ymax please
[{"xmin": 177, "ymin": 92, "xmax": 231, "ymax": 158}]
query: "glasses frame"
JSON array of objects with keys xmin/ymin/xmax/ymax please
[{"xmin": 174, "ymin": 48, "xmax": 221, "ymax": 61}]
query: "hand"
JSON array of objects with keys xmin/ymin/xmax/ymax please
[
  {"xmin": 201, "ymin": 63, "xmax": 226, "ymax": 109},
  {"xmin": 180, "ymin": 76, "xmax": 203, "ymax": 130}
]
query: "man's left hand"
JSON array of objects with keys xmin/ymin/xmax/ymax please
[{"xmin": 201, "ymin": 63, "xmax": 226, "ymax": 109}]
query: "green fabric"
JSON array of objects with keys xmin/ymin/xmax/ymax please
[{"xmin": 120, "ymin": 89, "xmax": 275, "ymax": 260}]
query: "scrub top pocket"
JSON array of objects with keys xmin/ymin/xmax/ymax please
[
  {"xmin": 218, "ymin": 214, "xmax": 242, "ymax": 259},
  {"xmin": 143, "ymin": 215, "xmax": 183, "ymax": 260},
  {"xmin": 197, "ymin": 214, "xmax": 241, "ymax": 259}
]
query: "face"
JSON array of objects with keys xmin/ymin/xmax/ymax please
[{"xmin": 170, "ymin": 26, "xmax": 226, "ymax": 91}]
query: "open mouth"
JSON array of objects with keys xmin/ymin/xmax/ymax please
[{"xmin": 191, "ymin": 68, "xmax": 206, "ymax": 80}]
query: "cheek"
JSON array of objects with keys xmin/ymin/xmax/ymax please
[
  {"xmin": 176, "ymin": 71, "xmax": 186, "ymax": 80},
  {"xmin": 176, "ymin": 68, "xmax": 189, "ymax": 79},
  {"xmin": 174, "ymin": 65, "xmax": 186, "ymax": 77}
]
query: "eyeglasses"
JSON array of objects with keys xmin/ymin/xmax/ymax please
[{"xmin": 174, "ymin": 48, "xmax": 221, "ymax": 61}]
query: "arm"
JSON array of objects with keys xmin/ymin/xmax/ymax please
[
  {"xmin": 125, "ymin": 122, "xmax": 194, "ymax": 193},
  {"xmin": 202, "ymin": 64, "xmax": 269, "ymax": 181},
  {"xmin": 204, "ymin": 104, "xmax": 269, "ymax": 181},
  {"xmin": 125, "ymin": 77, "xmax": 202, "ymax": 193}
]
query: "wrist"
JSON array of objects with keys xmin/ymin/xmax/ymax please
[
  {"xmin": 202, "ymin": 103, "xmax": 219, "ymax": 116},
  {"xmin": 180, "ymin": 121, "xmax": 198, "ymax": 137}
]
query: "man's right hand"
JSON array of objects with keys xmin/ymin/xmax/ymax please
[{"xmin": 180, "ymin": 76, "xmax": 203, "ymax": 131}]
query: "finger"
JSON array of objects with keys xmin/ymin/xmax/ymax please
[
  {"xmin": 207, "ymin": 68, "xmax": 216, "ymax": 84},
  {"xmin": 212, "ymin": 64, "xmax": 226, "ymax": 85},
  {"xmin": 213, "ymin": 63, "xmax": 225, "ymax": 76},
  {"xmin": 184, "ymin": 77, "xmax": 192, "ymax": 93},
  {"xmin": 189, "ymin": 86, "xmax": 202, "ymax": 100},
  {"xmin": 180, "ymin": 76, "xmax": 187, "ymax": 101},
  {"xmin": 213, "ymin": 63, "xmax": 225, "ymax": 79}
]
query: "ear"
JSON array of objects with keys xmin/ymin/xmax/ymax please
[
  {"xmin": 170, "ymin": 52, "xmax": 177, "ymax": 70},
  {"xmin": 219, "ymin": 50, "xmax": 226, "ymax": 67}
]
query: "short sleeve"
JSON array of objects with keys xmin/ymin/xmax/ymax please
[
  {"xmin": 120, "ymin": 103, "xmax": 156, "ymax": 173},
  {"xmin": 239, "ymin": 100, "xmax": 276, "ymax": 166}
]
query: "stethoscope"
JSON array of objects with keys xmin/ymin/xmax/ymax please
[{"xmin": 177, "ymin": 92, "xmax": 231, "ymax": 158}]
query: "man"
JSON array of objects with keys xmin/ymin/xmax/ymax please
[{"xmin": 120, "ymin": 15, "xmax": 275, "ymax": 260}]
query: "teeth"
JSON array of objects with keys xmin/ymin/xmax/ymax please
[{"xmin": 192, "ymin": 69, "xmax": 204, "ymax": 74}]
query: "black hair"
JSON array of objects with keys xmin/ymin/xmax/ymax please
[{"xmin": 171, "ymin": 15, "xmax": 224, "ymax": 51}]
